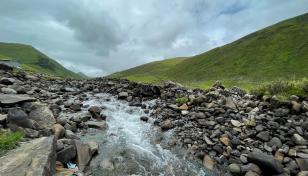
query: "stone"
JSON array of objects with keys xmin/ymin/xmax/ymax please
[
  {"xmin": 181, "ymin": 110, "xmax": 189, "ymax": 115},
  {"xmin": 28, "ymin": 103, "xmax": 56, "ymax": 129},
  {"xmin": 292, "ymin": 101, "xmax": 302, "ymax": 113},
  {"xmin": 245, "ymin": 171, "xmax": 259, "ymax": 176},
  {"xmin": 65, "ymin": 130, "xmax": 79, "ymax": 140},
  {"xmin": 118, "ymin": 92, "xmax": 128, "ymax": 99},
  {"xmin": 0, "ymin": 77, "xmax": 15, "ymax": 85},
  {"xmin": 298, "ymin": 171, "xmax": 308, "ymax": 176},
  {"xmin": 1, "ymin": 87, "xmax": 17, "ymax": 94},
  {"xmin": 247, "ymin": 150, "xmax": 284, "ymax": 175},
  {"xmin": 0, "ymin": 93, "xmax": 35, "ymax": 105},
  {"xmin": 88, "ymin": 106, "xmax": 103, "ymax": 119},
  {"xmin": 293, "ymin": 134, "xmax": 307, "ymax": 145},
  {"xmin": 100, "ymin": 159, "xmax": 114, "ymax": 171},
  {"xmin": 87, "ymin": 141, "xmax": 99, "ymax": 156},
  {"xmin": 140, "ymin": 116, "xmax": 149, "ymax": 122},
  {"xmin": 274, "ymin": 151, "xmax": 284, "ymax": 163},
  {"xmin": 160, "ymin": 119, "xmax": 174, "ymax": 131},
  {"xmin": 228, "ymin": 163, "xmax": 241, "ymax": 174},
  {"xmin": 52, "ymin": 124, "xmax": 65, "ymax": 138},
  {"xmin": 85, "ymin": 121, "xmax": 108, "ymax": 130},
  {"xmin": 179, "ymin": 104, "xmax": 189, "ymax": 110},
  {"xmin": 268, "ymin": 137, "xmax": 282, "ymax": 148},
  {"xmin": 75, "ymin": 140, "xmax": 92, "ymax": 171},
  {"xmin": 256, "ymin": 131, "xmax": 270, "ymax": 142},
  {"xmin": 70, "ymin": 104, "xmax": 81, "ymax": 111},
  {"xmin": 57, "ymin": 144, "xmax": 77, "ymax": 164},
  {"xmin": 220, "ymin": 136, "xmax": 230, "ymax": 146},
  {"xmin": 204, "ymin": 135, "xmax": 214, "ymax": 145},
  {"xmin": 0, "ymin": 136, "xmax": 56, "ymax": 176},
  {"xmin": 231, "ymin": 119, "xmax": 242, "ymax": 127},
  {"xmin": 296, "ymin": 158, "xmax": 308, "ymax": 171},
  {"xmin": 7, "ymin": 108, "xmax": 34, "ymax": 129},
  {"xmin": 241, "ymin": 163, "xmax": 262, "ymax": 174},
  {"xmin": 71, "ymin": 112, "xmax": 91, "ymax": 123},
  {"xmin": 302, "ymin": 101, "xmax": 308, "ymax": 112},
  {"xmin": 203, "ymin": 155, "xmax": 215, "ymax": 170},
  {"xmin": 0, "ymin": 114, "xmax": 7, "ymax": 125}
]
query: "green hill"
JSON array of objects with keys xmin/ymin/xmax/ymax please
[
  {"xmin": 111, "ymin": 13, "xmax": 308, "ymax": 89},
  {"xmin": 0, "ymin": 42, "xmax": 82, "ymax": 79}
]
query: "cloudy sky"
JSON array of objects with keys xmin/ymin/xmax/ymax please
[{"xmin": 0, "ymin": 0, "xmax": 307, "ymax": 76}]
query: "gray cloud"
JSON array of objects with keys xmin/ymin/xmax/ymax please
[{"xmin": 0, "ymin": 0, "xmax": 307, "ymax": 76}]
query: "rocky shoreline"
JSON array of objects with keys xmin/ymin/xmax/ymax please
[{"xmin": 0, "ymin": 66, "xmax": 308, "ymax": 176}]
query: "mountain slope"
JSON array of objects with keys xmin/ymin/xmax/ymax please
[
  {"xmin": 0, "ymin": 42, "xmax": 82, "ymax": 78},
  {"xmin": 111, "ymin": 13, "xmax": 308, "ymax": 88}
]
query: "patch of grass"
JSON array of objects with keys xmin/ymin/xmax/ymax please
[
  {"xmin": 250, "ymin": 79, "xmax": 308, "ymax": 100},
  {"xmin": 0, "ymin": 131, "xmax": 23, "ymax": 156},
  {"xmin": 176, "ymin": 97, "xmax": 189, "ymax": 104}
]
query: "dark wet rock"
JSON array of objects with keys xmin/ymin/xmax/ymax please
[
  {"xmin": 0, "ymin": 77, "xmax": 15, "ymax": 85},
  {"xmin": 7, "ymin": 108, "xmax": 34, "ymax": 129},
  {"xmin": 247, "ymin": 150, "xmax": 284, "ymax": 175},
  {"xmin": 140, "ymin": 116, "xmax": 149, "ymax": 122},
  {"xmin": 57, "ymin": 144, "xmax": 77, "ymax": 164},
  {"xmin": 256, "ymin": 131, "xmax": 270, "ymax": 142}
]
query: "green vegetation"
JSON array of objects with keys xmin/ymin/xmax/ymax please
[
  {"xmin": 0, "ymin": 42, "xmax": 83, "ymax": 79},
  {"xmin": 251, "ymin": 79, "xmax": 308, "ymax": 100},
  {"xmin": 176, "ymin": 97, "xmax": 189, "ymax": 104},
  {"xmin": 111, "ymin": 13, "xmax": 308, "ymax": 91},
  {"xmin": 0, "ymin": 131, "xmax": 23, "ymax": 156}
]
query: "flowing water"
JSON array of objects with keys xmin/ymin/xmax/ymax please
[{"xmin": 81, "ymin": 93, "xmax": 216, "ymax": 176}]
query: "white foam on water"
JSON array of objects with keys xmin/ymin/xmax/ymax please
[{"xmin": 83, "ymin": 93, "xmax": 215, "ymax": 176}]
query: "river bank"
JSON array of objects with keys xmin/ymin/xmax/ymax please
[{"xmin": 0, "ymin": 67, "xmax": 308, "ymax": 175}]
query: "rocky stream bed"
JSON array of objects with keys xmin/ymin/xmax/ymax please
[{"xmin": 0, "ymin": 66, "xmax": 308, "ymax": 176}]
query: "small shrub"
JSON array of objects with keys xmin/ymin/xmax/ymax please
[
  {"xmin": 0, "ymin": 131, "xmax": 23, "ymax": 156},
  {"xmin": 176, "ymin": 97, "xmax": 189, "ymax": 104},
  {"xmin": 266, "ymin": 81, "xmax": 294, "ymax": 95}
]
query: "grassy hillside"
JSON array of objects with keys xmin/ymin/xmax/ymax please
[
  {"xmin": 0, "ymin": 42, "xmax": 82, "ymax": 79},
  {"xmin": 112, "ymin": 57, "xmax": 188, "ymax": 83},
  {"xmin": 111, "ymin": 13, "xmax": 308, "ymax": 89}
]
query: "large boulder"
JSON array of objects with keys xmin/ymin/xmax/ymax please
[
  {"xmin": 0, "ymin": 77, "xmax": 16, "ymax": 85},
  {"xmin": 247, "ymin": 150, "xmax": 284, "ymax": 175},
  {"xmin": 0, "ymin": 93, "xmax": 35, "ymax": 106},
  {"xmin": 57, "ymin": 144, "xmax": 77, "ymax": 164},
  {"xmin": 52, "ymin": 124, "xmax": 65, "ymax": 138},
  {"xmin": 0, "ymin": 136, "xmax": 56, "ymax": 176},
  {"xmin": 75, "ymin": 140, "xmax": 92, "ymax": 171},
  {"xmin": 28, "ymin": 103, "xmax": 56, "ymax": 129}
]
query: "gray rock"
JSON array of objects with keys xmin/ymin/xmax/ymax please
[
  {"xmin": 296, "ymin": 158, "xmax": 308, "ymax": 171},
  {"xmin": 293, "ymin": 134, "xmax": 307, "ymax": 145},
  {"xmin": 87, "ymin": 141, "xmax": 99, "ymax": 156},
  {"xmin": 118, "ymin": 92, "xmax": 128, "ymax": 99},
  {"xmin": 65, "ymin": 130, "xmax": 79, "ymax": 140},
  {"xmin": 0, "ymin": 136, "xmax": 56, "ymax": 176},
  {"xmin": 0, "ymin": 114, "xmax": 7, "ymax": 125},
  {"xmin": 28, "ymin": 103, "xmax": 56, "ymax": 129},
  {"xmin": 85, "ymin": 121, "xmax": 108, "ymax": 130},
  {"xmin": 75, "ymin": 140, "xmax": 92, "ymax": 171},
  {"xmin": 256, "ymin": 131, "xmax": 270, "ymax": 142},
  {"xmin": 229, "ymin": 163, "xmax": 241, "ymax": 174},
  {"xmin": 1, "ymin": 87, "xmax": 17, "ymax": 94},
  {"xmin": 140, "ymin": 116, "xmax": 149, "ymax": 122},
  {"xmin": 247, "ymin": 150, "xmax": 284, "ymax": 175},
  {"xmin": 268, "ymin": 137, "xmax": 282, "ymax": 148},
  {"xmin": 160, "ymin": 119, "xmax": 174, "ymax": 131},
  {"xmin": 298, "ymin": 171, "xmax": 308, "ymax": 176},
  {"xmin": 0, "ymin": 93, "xmax": 35, "ymax": 105},
  {"xmin": 7, "ymin": 108, "xmax": 34, "ymax": 129}
]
